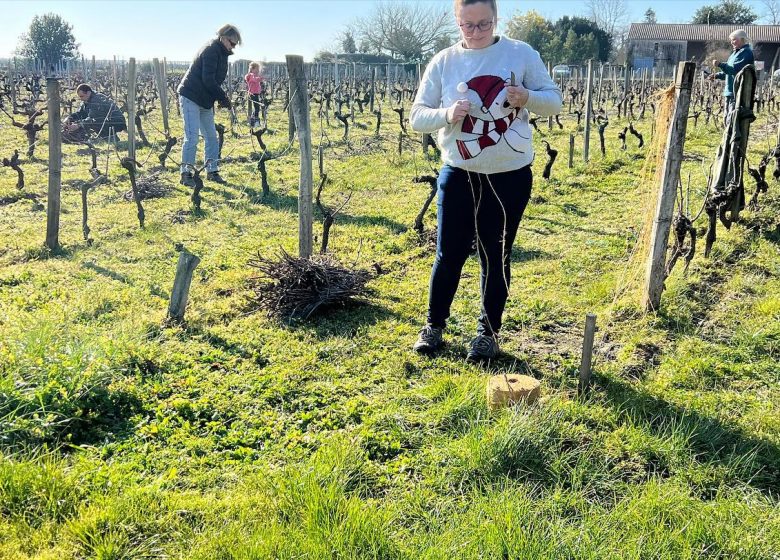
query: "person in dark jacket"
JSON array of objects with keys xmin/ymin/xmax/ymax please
[
  {"xmin": 177, "ymin": 23, "xmax": 241, "ymax": 186},
  {"xmin": 64, "ymin": 84, "xmax": 126, "ymax": 141},
  {"xmin": 710, "ymin": 29, "xmax": 754, "ymax": 120}
]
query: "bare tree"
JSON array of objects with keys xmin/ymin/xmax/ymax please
[
  {"xmin": 355, "ymin": 2, "xmax": 455, "ymax": 61},
  {"xmin": 762, "ymin": 0, "xmax": 780, "ymax": 23},
  {"xmin": 586, "ymin": 0, "xmax": 630, "ymax": 55}
]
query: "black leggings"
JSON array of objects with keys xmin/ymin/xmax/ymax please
[
  {"xmin": 427, "ymin": 164, "xmax": 532, "ymax": 335},
  {"xmin": 249, "ymin": 93, "xmax": 260, "ymax": 121}
]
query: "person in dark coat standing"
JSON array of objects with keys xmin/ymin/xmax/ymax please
[
  {"xmin": 178, "ymin": 24, "xmax": 241, "ymax": 186},
  {"xmin": 709, "ymin": 29, "xmax": 754, "ymax": 121}
]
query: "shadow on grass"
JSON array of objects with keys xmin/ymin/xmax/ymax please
[
  {"xmin": 595, "ymin": 373, "xmax": 780, "ymax": 497},
  {"xmin": 256, "ymin": 190, "xmax": 299, "ymax": 211},
  {"xmin": 81, "ymin": 261, "xmax": 133, "ymax": 284},
  {"xmin": 336, "ymin": 213, "xmax": 408, "ymax": 234},
  {"xmin": 298, "ymin": 301, "xmax": 401, "ymax": 340},
  {"xmin": 526, "ymin": 216, "xmax": 624, "ymax": 238},
  {"xmin": 1, "ymin": 382, "xmax": 144, "ymax": 452},
  {"xmin": 242, "ymin": 189, "xmax": 410, "ymax": 233},
  {"xmin": 183, "ymin": 324, "xmax": 270, "ymax": 367},
  {"xmin": 0, "ymin": 192, "xmax": 40, "ymax": 206},
  {"xmin": 510, "ymin": 246, "xmax": 554, "ymax": 263},
  {"xmin": 20, "ymin": 244, "xmax": 75, "ymax": 262}
]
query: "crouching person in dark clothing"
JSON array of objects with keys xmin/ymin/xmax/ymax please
[{"xmin": 64, "ymin": 84, "xmax": 126, "ymax": 143}]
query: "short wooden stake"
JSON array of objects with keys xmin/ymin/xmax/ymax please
[
  {"xmin": 568, "ymin": 133, "xmax": 574, "ymax": 168},
  {"xmin": 578, "ymin": 313, "xmax": 597, "ymax": 395},
  {"xmin": 168, "ymin": 251, "xmax": 200, "ymax": 322}
]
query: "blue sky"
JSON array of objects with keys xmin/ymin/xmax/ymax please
[{"xmin": 3, "ymin": 0, "xmax": 773, "ymax": 62}]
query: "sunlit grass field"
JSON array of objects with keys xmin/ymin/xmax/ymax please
[{"xmin": 1, "ymin": 78, "xmax": 779, "ymax": 558}]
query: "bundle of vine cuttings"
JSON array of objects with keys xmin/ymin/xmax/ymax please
[{"xmin": 248, "ymin": 250, "xmax": 372, "ymax": 320}]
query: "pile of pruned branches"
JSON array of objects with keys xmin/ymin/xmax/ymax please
[
  {"xmin": 123, "ymin": 169, "xmax": 171, "ymax": 201},
  {"xmin": 248, "ymin": 250, "xmax": 372, "ymax": 320}
]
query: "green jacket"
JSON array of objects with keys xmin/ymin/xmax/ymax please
[{"xmin": 715, "ymin": 44, "xmax": 754, "ymax": 98}]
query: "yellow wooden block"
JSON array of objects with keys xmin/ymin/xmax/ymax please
[{"xmin": 486, "ymin": 374, "xmax": 541, "ymax": 410}]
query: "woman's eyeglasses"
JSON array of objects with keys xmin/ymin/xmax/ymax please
[
  {"xmin": 459, "ymin": 20, "xmax": 493, "ymax": 32},
  {"xmin": 227, "ymin": 38, "xmax": 237, "ymax": 48}
]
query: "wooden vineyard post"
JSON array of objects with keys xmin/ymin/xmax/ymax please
[
  {"xmin": 547, "ymin": 61, "xmax": 554, "ymax": 130},
  {"xmin": 612, "ymin": 64, "xmax": 617, "ymax": 97},
  {"xmin": 286, "ymin": 87, "xmax": 295, "ymax": 143},
  {"xmin": 623, "ymin": 62, "xmax": 630, "ymax": 117},
  {"xmin": 568, "ymin": 133, "xmax": 575, "ymax": 168},
  {"xmin": 583, "ymin": 59, "xmax": 593, "ymax": 162},
  {"xmin": 286, "ymin": 55, "xmax": 313, "ymax": 259},
  {"xmin": 112, "ymin": 55, "xmax": 118, "ymax": 101},
  {"xmin": 642, "ymin": 62, "xmax": 696, "ymax": 312},
  {"xmin": 386, "ymin": 62, "xmax": 391, "ymax": 102},
  {"xmin": 370, "ymin": 67, "xmax": 376, "ymax": 112},
  {"xmin": 152, "ymin": 58, "xmax": 170, "ymax": 136},
  {"xmin": 11, "ymin": 58, "xmax": 17, "ymax": 108},
  {"xmin": 596, "ymin": 63, "xmax": 604, "ymax": 107},
  {"xmin": 578, "ymin": 313, "xmax": 597, "ymax": 395},
  {"xmin": 46, "ymin": 77, "xmax": 62, "ymax": 251},
  {"xmin": 168, "ymin": 251, "xmax": 200, "ymax": 323},
  {"xmin": 127, "ymin": 57, "xmax": 137, "ymax": 168}
]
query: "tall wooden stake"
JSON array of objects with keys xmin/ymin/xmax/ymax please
[
  {"xmin": 127, "ymin": 57, "xmax": 137, "ymax": 167},
  {"xmin": 643, "ymin": 62, "xmax": 696, "ymax": 312},
  {"xmin": 152, "ymin": 58, "xmax": 170, "ymax": 136},
  {"xmin": 583, "ymin": 59, "xmax": 593, "ymax": 162},
  {"xmin": 286, "ymin": 55, "xmax": 313, "ymax": 259},
  {"xmin": 46, "ymin": 78, "xmax": 62, "ymax": 251},
  {"xmin": 112, "ymin": 55, "xmax": 118, "ymax": 100}
]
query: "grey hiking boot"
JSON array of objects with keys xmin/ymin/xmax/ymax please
[
  {"xmin": 180, "ymin": 172, "xmax": 196, "ymax": 187},
  {"xmin": 206, "ymin": 171, "xmax": 227, "ymax": 184},
  {"xmin": 413, "ymin": 325, "xmax": 444, "ymax": 354},
  {"xmin": 467, "ymin": 334, "xmax": 499, "ymax": 362}
]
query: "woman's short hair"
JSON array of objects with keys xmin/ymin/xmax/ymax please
[
  {"xmin": 454, "ymin": 0, "xmax": 498, "ymax": 15},
  {"xmin": 217, "ymin": 24, "xmax": 242, "ymax": 46},
  {"xmin": 75, "ymin": 83, "xmax": 93, "ymax": 94},
  {"xmin": 730, "ymin": 29, "xmax": 749, "ymax": 42}
]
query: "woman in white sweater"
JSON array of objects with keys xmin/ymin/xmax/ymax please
[{"xmin": 410, "ymin": 0, "xmax": 562, "ymax": 361}]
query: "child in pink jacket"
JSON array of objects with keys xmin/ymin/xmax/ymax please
[{"xmin": 244, "ymin": 61, "xmax": 264, "ymax": 127}]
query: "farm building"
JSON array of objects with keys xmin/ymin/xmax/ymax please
[{"xmin": 627, "ymin": 23, "xmax": 780, "ymax": 76}]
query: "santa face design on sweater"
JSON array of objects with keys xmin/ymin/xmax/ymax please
[{"xmin": 455, "ymin": 74, "xmax": 531, "ymax": 160}]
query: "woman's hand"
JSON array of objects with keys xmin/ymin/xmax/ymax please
[
  {"xmin": 505, "ymin": 85, "xmax": 529, "ymax": 109},
  {"xmin": 446, "ymin": 99, "xmax": 470, "ymax": 124}
]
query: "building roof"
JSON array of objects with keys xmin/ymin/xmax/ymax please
[{"xmin": 628, "ymin": 23, "xmax": 780, "ymax": 43}]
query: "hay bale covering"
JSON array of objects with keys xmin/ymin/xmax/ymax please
[
  {"xmin": 123, "ymin": 170, "xmax": 171, "ymax": 201},
  {"xmin": 248, "ymin": 251, "xmax": 372, "ymax": 320},
  {"xmin": 487, "ymin": 374, "xmax": 541, "ymax": 410}
]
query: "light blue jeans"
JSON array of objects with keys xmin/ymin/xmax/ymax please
[{"xmin": 180, "ymin": 95, "xmax": 219, "ymax": 173}]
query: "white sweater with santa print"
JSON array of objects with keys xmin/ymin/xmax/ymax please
[{"xmin": 410, "ymin": 36, "xmax": 562, "ymax": 174}]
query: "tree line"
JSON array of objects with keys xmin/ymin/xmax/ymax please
[{"xmin": 10, "ymin": 1, "xmax": 780, "ymax": 71}]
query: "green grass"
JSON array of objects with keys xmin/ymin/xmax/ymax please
[{"xmin": 1, "ymin": 81, "xmax": 779, "ymax": 558}]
